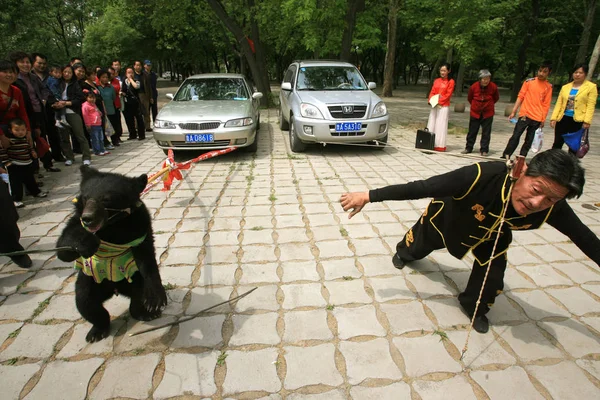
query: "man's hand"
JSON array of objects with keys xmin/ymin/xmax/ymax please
[
  {"xmin": 550, "ymin": 120, "xmax": 556, "ymax": 128},
  {"xmin": 508, "ymin": 112, "xmax": 515, "ymax": 121},
  {"xmin": 31, "ymin": 150, "xmax": 37, "ymax": 159},
  {"xmin": 583, "ymin": 123, "xmax": 591, "ymax": 129},
  {"xmin": 340, "ymin": 191, "xmax": 370, "ymax": 219},
  {"xmin": 540, "ymin": 121, "xmax": 545, "ymax": 128}
]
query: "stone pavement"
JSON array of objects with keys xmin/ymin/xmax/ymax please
[{"xmin": 1, "ymin": 90, "xmax": 600, "ymax": 399}]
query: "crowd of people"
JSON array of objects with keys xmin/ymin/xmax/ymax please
[
  {"xmin": 426, "ymin": 62, "xmax": 598, "ymax": 157},
  {"xmin": 0, "ymin": 53, "xmax": 159, "ymax": 208}
]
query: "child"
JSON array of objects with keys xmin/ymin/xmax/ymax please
[
  {"xmin": 82, "ymin": 91, "xmax": 109, "ymax": 156},
  {"xmin": 5, "ymin": 119, "xmax": 48, "ymax": 208},
  {"xmin": 46, "ymin": 65, "xmax": 69, "ymax": 127}
]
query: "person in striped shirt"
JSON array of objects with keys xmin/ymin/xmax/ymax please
[{"xmin": 5, "ymin": 118, "xmax": 47, "ymax": 207}]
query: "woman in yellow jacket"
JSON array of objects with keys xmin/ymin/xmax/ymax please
[{"xmin": 550, "ymin": 63, "xmax": 598, "ymax": 151}]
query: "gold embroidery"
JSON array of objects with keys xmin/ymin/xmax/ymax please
[
  {"xmin": 472, "ymin": 204, "xmax": 485, "ymax": 222},
  {"xmin": 510, "ymin": 224, "xmax": 532, "ymax": 230},
  {"xmin": 420, "ymin": 204, "xmax": 430, "ymax": 224},
  {"xmin": 405, "ymin": 229, "xmax": 414, "ymax": 247}
]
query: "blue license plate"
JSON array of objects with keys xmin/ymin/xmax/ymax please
[
  {"xmin": 336, "ymin": 122, "xmax": 362, "ymax": 132},
  {"xmin": 185, "ymin": 134, "xmax": 214, "ymax": 143}
]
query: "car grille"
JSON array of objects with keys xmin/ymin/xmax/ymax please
[
  {"xmin": 170, "ymin": 140, "xmax": 231, "ymax": 147},
  {"xmin": 329, "ymin": 124, "xmax": 367, "ymax": 137},
  {"xmin": 178, "ymin": 122, "xmax": 220, "ymax": 130},
  {"xmin": 328, "ymin": 105, "xmax": 367, "ymax": 119}
]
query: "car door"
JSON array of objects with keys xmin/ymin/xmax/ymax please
[
  {"xmin": 245, "ymin": 79, "xmax": 259, "ymax": 121},
  {"xmin": 280, "ymin": 65, "xmax": 297, "ymax": 120}
]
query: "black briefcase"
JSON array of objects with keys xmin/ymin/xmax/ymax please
[{"xmin": 416, "ymin": 128, "xmax": 435, "ymax": 150}]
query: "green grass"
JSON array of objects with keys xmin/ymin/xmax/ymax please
[
  {"xmin": 6, "ymin": 357, "xmax": 19, "ymax": 365},
  {"xmin": 326, "ymin": 305, "xmax": 335, "ymax": 311},
  {"xmin": 432, "ymin": 329, "xmax": 448, "ymax": 342},
  {"xmin": 32, "ymin": 298, "xmax": 51, "ymax": 318},
  {"xmin": 268, "ymin": 194, "xmax": 277, "ymax": 202},
  {"xmin": 217, "ymin": 351, "xmax": 228, "ymax": 366},
  {"xmin": 163, "ymin": 283, "xmax": 176, "ymax": 290},
  {"xmin": 132, "ymin": 348, "xmax": 144, "ymax": 355},
  {"xmin": 8, "ymin": 329, "xmax": 20, "ymax": 339},
  {"xmin": 250, "ymin": 226, "xmax": 264, "ymax": 231},
  {"xmin": 339, "ymin": 228, "xmax": 348, "ymax": 237},
  {"xmin": 342, "ymin": 276, "xmax": 354, "ymax": 281}
]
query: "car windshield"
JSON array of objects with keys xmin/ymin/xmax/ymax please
[
  {"xmin": 174, "ymin": 78, "xmax": 249, "ymax": 101},
  {"xmin": 296, "ymin": 66, "xmax": 367, "ymax": 91}
]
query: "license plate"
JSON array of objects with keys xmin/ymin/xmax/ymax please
[
  {"xmin": 336, "ymin": 122, "xmax": 362, "ymax": 132},
  {"xmin": 185, "ymin": 134, "xmax": 214, "ymax": 143}
]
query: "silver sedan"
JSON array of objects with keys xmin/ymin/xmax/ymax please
[{"xmin": 153, "ymin": 74, "xmax": 262, "ymax": 153}]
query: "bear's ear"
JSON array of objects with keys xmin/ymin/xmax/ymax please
[
  {"xmin": 80, "ymin": 165, "xmax": 98, "ymax": 182},
  {"xmin": 133, "ymin": 174, "xmax": 148, "ymax": 194}
]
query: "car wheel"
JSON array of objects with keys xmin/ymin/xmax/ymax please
[
  {"xmin": 374, "ymin": 134, "xmax": 388, "ymax": 150},
  {"xmin": 256, "ymin": 114, "xmax": 261, "ymax": 130},
  {"xmin": 289, "ymin": 115, "xmax": 306, "ymax": 153},
  {"xmin": 279, "ymin": 107, "xmax": 289, "ymax": 131},
  {"xmin": 244, "ymin": 131, "xmax": 258, "ymax": 153}
]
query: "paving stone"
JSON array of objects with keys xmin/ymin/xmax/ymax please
[
  {"xmin": 340, "ymin": 338, "xmax": 402, "ymax": 384},
  {"xmin": 34, "ymin": 294, "xmax": 80, "ymax": 322},
  {"xmin": 506, "ymin": 246, "xmax": 541, "ymax": 265},
  {"xmin": 582, "ymin": 316, "xmax": 600, "ymax": 332},
  {"xmin": 239, "ymin": 263, "xmax": 280, "ymax": 284},
  {"xmin": 57, "ymin": 322, "xmax": 122, "ymax": 358},
  {"xmin": 507, "ymin": 290, "xmax": 571, "ymax": 320},
  {"xmin": 381, "ymin": 301, "xmax": 434, "ymax": 334},
  {"xmin": 393, "ymin": 335, "xmax": 461, "ymax": 376},
  {"xmin": 277, "ymin": 228, "xmax": 309, "ymax": 243},
  {"xmin": 287, "ymin": 390, "xmax": 345, "ymax": 400},
  {"xmin": 281, "ymin": 261, "xmax": 320, "ymax": 282},
  {"xmin": 104, "ymin": 294, "xmax": 131, "ymax": 318},
  {"xmin": 0, "ymin": 322, "xmax": 23, "ymax": 343},
  {"xmin": 235, "ymin": 285, "xmax": 279, "ymax": 312},
  {"xmin": 242, "ymin": 229, "xmax": 274, "ymax": 245},
  {"xmin": 159, "ymin": 265, "xmax": 195, "ymax": 287},
  {"xmin": 405, "ymin": 272, "xmax": 456, "ymax": 297},
  {"xmin": 546, "ymin": 287, "xmax": 600, "ymax": 315},
  {"xmin": 321, "ymin": 259, "xmax": 361, "ymax": 280},
  {"xmin": 311, "ymin": 226, "xmax": 345, "ymax": 241},
  {"xmin": 315, "ymin": 240, "xmax": 353, "ymax": 258},
  {"xmin": 0, "ymin": 323, "xmax": 71, "ymax": 360},
  {"xmin": 325, "ymin": 280, "xmax": 371, "ymax": 305},
  {"xmin": 0, "ymin": 272, "xmax": 34, "ymax": 295},
  {"xmin": 244, "ymin": 216, "xmax": 274, "ymax": 230},
  {"xmin": 518, "ymin": 265, "xmax": 573, "ymax": 287},
  {"xmin": 422, "ymin": 298, "xmax": 471, "ymax": 328},
  {"xmin": 242, "ymin": 245, "xmax": 278, "ymax": 263},
  {"xmin": 0, "ymin": 363, "xmax": 41, "ymax": 399},
  {"xmin": 351, "ymin": 238, "xmax": 389, "ymax": 257},
  {"xmin": 306, "ymin": 213, "xmax": 337, "ymax": 227},
  {"xmin": 444, "ymin": 271, "xmax": 470, "ymax": 292},
  {"xmin": 553, "ymin": 262, "xmax": 600, "ymax": 284},
  {"xmin": 222, "ymin": 348, "xmax": 281, "ymax": 394},
  {"xmin": 172, "ymin": 315, "xmax": 225, "ymax": 348},
  {"xmin": 152, "ymin": 218, "xmax": 179, "ymax": 233},
  {"xmin": 282, "ymin": 283, "xmax": 326, "ymax": 309},
  {"xmin": 471, "ymin": 366, "xmax": 543, "ymax": 399},
  {"xmin": 582, "ymin": 283, "xmax": 600, "ymax": 298},
  {"xmin": 154, "ymin": 352, "xmax": 219, "ymax": 399},
  {"xmin": 276, "ymin": 214, "xmax": 305, "ymax": 228},
  {"xmin": 494, "ymin": 323, "xmax": 563, "ymax": 361},
  {"xmin": 342, "ymin": 223, "xmax": 378, "ymax": 239},
  {"xmin": 539, "ymin": 319, "xmax": 600, "ymax": 358},
  {"xmin": 163, "ymin": 247, "xmax": 200, "ymax": 265},
  {"xmin": 244, "ymin": 205, "xmax": 272, "ymax": 216},
  {"xmin": 230, "ymin": 313, "xmax": 280, "ymax": 346},
  {"xmin": 504, "ymin": 267, "xmax": 537, "ymax": 289},
  {"xmin": 413, "ymin": 376, "xmax": 477, "ymax": 400},
  {"xmin": 487, "ymin": 295, "xmax": 529, "ymax": 323},
  {"xmin": 447, "ymin": 330, "xmax": 515, "ymax": 368},
  {"xmin": 181, "ymin": 218, "xmax": 212, "ymax": 232},
  {"xmin": 206, "ymin": 230, "xmax": 240, "ymax": 247},
  {"xmin": 358, "ymin": 256, "xmax": 398, "ymax": 276},
  {"xmin": 528, "ymin": 361, "xmax": 599, "ymax": 399},
  {"xmin": 117, "ymin": 316, "xmax": 176, "ymax": 352},
  {"xmin": 368, "ymin": 276, "xmax": 414, "ymax": 302},
  {"xmin": 26, "ymin": 358, "xmax": 104, "ymax": 400},
  {"xmin": 204, "ymin": 245, "xmax": 238, "ymax": 264},
  {"xmin": 186, "ymin": 286, "xmax": 233, "ymax": 315},
  {"xmin": 334, "ymin": 305, "xmax": 386, "ymax": 339},
  {"xmin": 0, "ymin": 291, "xmax": 52, "ymax": 321},
  {"xmin": 350, "ymin": 382, "xmax": 411, "ymax": 400},
  {"xmin": 199, "ymin": 264, "xmax": 237, "ymax": 286},
  {"xmin": 283, "ymin": 309, "xmax": 332, "ymax": 342},
  {"xmin": 21, "ymin": 269, "xmax": 74, "ymax": 293},
  {"xmin": 576, "ymin": 359, "xmax": 600, "ymax": 381},
  {"xmin": 528, "ymin": 244, "xmax": 573, "ymax": 262},
  {"xmin": 279, "ymin": 243, "xmax": 314, "ymax": 262},
  {"xmin": 284, "ymin": 344, "xmax": 343, "ymax": 390},
  {"xmin": 170, "ymin": 232, "xmax": 204, "ymax": 248},
  {"xmin": 90, "ymin": 354, "xmax": 160, "ymax": 400}
]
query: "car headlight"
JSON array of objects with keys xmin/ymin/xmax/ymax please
[
  {"xmin": 154, "ymin": 119, "xmax": 176, "ymax": 129},
  {"xmin": 300, "ymin": 103, "xmax": 324, "ymax": 119},
  {"xmin": 225, "ymin": 117, "xmax": 253, "ymax": 127},
  {"xmin": 371, "ymin": 102, "xmax": 387, "ymax": 118}
]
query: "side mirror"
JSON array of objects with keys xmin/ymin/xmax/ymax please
[
  {"xmin": 166, "ymin": 93, "xmax": 174, "ymax": 100},
  {"xmin": 368, "ymin": 82, "xmax": 376, "ymax": 90},
  {"xmin": 281, "ymin": 82, "xmax": 292, "ymax": 91},
  {"xmin": 252, "ymin": 92, "xmax": 263, "ymax": 99}
]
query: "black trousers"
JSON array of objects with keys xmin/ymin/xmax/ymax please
[
  {"xmin": 397, "ymin": 204, "xmax": 509, "ymax": 316},
  {"xmin": 123, "ymin": 100, "xmax": 145, "ymax": 139},
  {"xmin": 7, "ymin": 163, "xmax": 40, "ymax": 201},
  {"xmin": 552, "ymin": 116, "xmax": 582, "ymax": 154},
  {"xmin": 0, "ymin": 181, "xmax": 24, "ymax": 258},
  {"xmin": 502, "ymin": 116, "xmax": 541, "ymax": 157},
  {"xmin": 107, "ymin": 111, "xmax": 124, "ymax": 144},
  {"xmin": 150, "ymin": 97, "xmax": 158, "ymax": 124},
  {"xmin": 465, "ymin": 115, "xmax": 493, "ymax": 153}
]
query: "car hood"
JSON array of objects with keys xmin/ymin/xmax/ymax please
[
  {"xmin": 157, "ymin": 100, "xmax": 252, "ymax": 122},
  {"xmin": 297, "ymin": 90, "xmax": 382, "ymax": 106}
]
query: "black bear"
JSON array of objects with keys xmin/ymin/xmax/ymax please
[{"xmin": 57, "ymin": 166, "xmax": 167, "ymax": 342}]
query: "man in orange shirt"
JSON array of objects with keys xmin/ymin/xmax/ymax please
[{"xmin": 502, "ymin": 62, "xmax": 553, "ymax": 158}]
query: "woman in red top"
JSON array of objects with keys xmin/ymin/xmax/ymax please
[
  {"xmin": 427, "ymin": 63, "xmax": 455, "ymax": 152},
  {"xmin": 463, "ymin": 69, "xmax": 499, "ymax": 156}
]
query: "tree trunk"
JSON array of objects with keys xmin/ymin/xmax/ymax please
[
  {"xmin": 206, "ymin": 0, "xmax": 271, "ymax": 106},
  {"xmin": 382, "ymin": 0, "xmax": 400, "ymax": 97},
  {"xmin": 340, "ymin": 0, "xmax": 366, "ymax": 61},
  {"xmin": 426, "ymin": 58, "xmax": 442, "ymax": 96},
  {"xmin": 446, "ymin": 48, "xmax": 453, "ymax": 64},
  {"xmin": 589, "ymin": 32, "xmax": 600, "ymax": 77},
  {"xmin": 575, "ymin": 0, "xmax": 597, "ymax": 64},
  {"xmin": 511, "ymin": 0, "xmax": 540, "ymax": 102},
  {"xmin": 454, "ymin": 62, "xmax": 466, "ymax": 97}
]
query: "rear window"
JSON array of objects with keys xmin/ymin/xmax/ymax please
[
  {"xmin": 174, "ymin": 78, "xmax": 249, "ymax": 101},
  {"xmin": 296, "ymin": 66, "xmax": 367, "ymax": 91}
]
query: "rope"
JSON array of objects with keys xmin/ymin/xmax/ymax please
[{"xmin": 0, "ymin": 246, "xmax": 73, "ymax": 257}]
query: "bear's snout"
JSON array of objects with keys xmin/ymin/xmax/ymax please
[{"xmin": 81, "ymin": 199, "xmax": 105, "ymax": 233}]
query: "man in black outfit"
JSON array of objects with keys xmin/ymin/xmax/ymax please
[
  {"xmin": 340, "ymin": 150, "xmax": 598, "ymax": 333},
  {"xmin": 0, "ymin": 177, "xmax": 32, "ymax": 268}
]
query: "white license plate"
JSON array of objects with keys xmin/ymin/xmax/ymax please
[
  {"xmin": 185, "ymin": 134, "xmax": 214, "ymax": 143},
  {"xmin": 336, "ymin": 122, "xmax": 362, "ymax": 132}
]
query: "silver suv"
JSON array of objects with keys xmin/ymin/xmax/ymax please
[{"xmin": 279, "ymin": 60, "xmax": 389, "ymax": 152}]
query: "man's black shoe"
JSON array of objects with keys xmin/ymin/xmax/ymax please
[
  {"xmin": 472, "ymin": 315, "xmax": 489, "ymax": 334},
  {"xmin": 12, "ymin": 255, "xmax": 32, "ymax": 269},
  {"xmin": 392, "ymin": 253, "xmax": 406, "ymax": 269}
]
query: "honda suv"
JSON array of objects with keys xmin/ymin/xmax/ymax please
[{"xmin": 279, "ymin": 60, "xmax": 389, "ymax": 152}]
